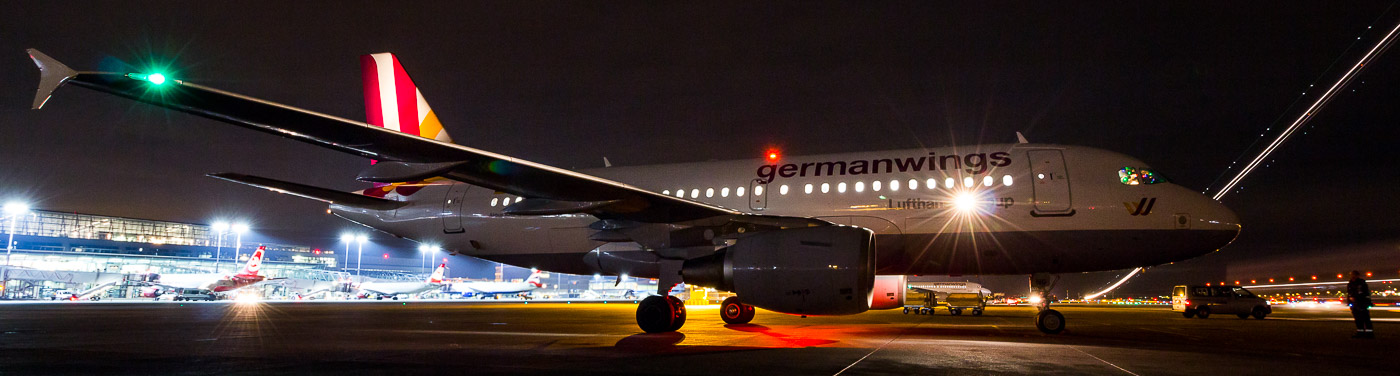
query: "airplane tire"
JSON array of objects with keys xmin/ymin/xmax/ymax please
[
  {"xmin": 637, "ymin": 296, "xmax": 682, "ymax": 333},
  {"xmin": 1035, "ymin": 309, "xmax": 1065, "ymax": 334},
  {"xmin": 720, "ymin": 297, "xmax": 754, "ymax": 324},
  {"xmin": 666, "ymin": 296, "xmax": 687, "ymax": 331}
]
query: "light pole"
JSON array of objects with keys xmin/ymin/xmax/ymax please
[
  {"xmin": 211, "ymin": 222, "xmax": 229, "ymax": 273},
  {"xmin": 340, "ymin": 233, "xmax": 355, "ymax": 273},
  {"xmin": 418, "ymin": 244, "xmax": 428, "ymax": 275},
  {"xmin": 4, "ymin": 202, "xmax": 30, "ymax": 267},
  {"xmin": 231, "ymin": 223, "xmax": 249, "ymax": 266},
  {"xmin": 355, "ymin": 234, "xmax": 367, "ymax": 279}
]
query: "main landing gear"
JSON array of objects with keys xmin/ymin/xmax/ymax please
[
  {"xmin": 1030, "ymin": 273, "xmax": 1066, "ymax": 334},
  {"xmin": 636, "ymin": 260, "xmax": 688, "ymax": 333},
  {"xmin": 720, "ymin": 296, "xmax": 756, "ymax": 324}
]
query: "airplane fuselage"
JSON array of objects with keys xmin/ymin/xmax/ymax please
[{"xmin": 333, "ymin": 143, "xmax": 1240, "ymax": 279}]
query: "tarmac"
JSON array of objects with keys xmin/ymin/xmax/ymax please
[{"xmin": 0, "ymin": 300, "xmax": 1393, "ymax": 375}]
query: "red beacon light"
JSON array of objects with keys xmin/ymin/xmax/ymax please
[{"xmin": 765, "ymin": 149, "xmax": 781, "ymax": 162}]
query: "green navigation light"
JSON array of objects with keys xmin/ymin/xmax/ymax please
[{"xmin": 147, "ymin": 73, "xmax": 166, "ymax": 85}]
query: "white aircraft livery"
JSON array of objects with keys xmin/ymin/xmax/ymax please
[
  {"xmin": 452, "ymin": 269, "xmax": 545, "ymax": 297},
  {"xmin": 26, "ymin": 49, "xmax": 1240, "ymax": 334},
  {"xmin": 357, "ymin": 264, "xmax": 445, "ymax": 299}
]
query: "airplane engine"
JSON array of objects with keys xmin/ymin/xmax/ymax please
[
  {"xmin": 869, "ymin": 275, "xmax": 907, "ymax": 310},
  {"xmin": 682, "ymin": 226, "xmax": 875, "ymax": 315}
]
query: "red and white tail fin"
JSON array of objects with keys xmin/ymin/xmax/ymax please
[
  {"xmin": 240, "ymin": 246, "xmax": 266, "ymax": 276},
  {"xmin": 360, "ymin": 53, "xmax": 453, "ymax": 143},
  {"xmin": 526, "ymin": 269, "xmax": 544, "ymax": 288},
  {"xmin": 427, "ymin": 264, "xmax": 446, "ymax": 284}
]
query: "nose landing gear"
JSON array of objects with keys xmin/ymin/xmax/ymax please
[{"xmin": 1030, "ymin": 273, "xmax": 1065, "ymax": 334}]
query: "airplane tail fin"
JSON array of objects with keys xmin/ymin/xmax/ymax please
[
  {"xmin": 240, "ymin": 246, "xmax": 266, "ymax": 276},
  {"xmin": 361, "ymin": 53, "xmax": 452, "ymax": 143},
  {"xmin": 526, "ymin": 269, "xmax": 544, "ymax": 288},
  {"xmin": 427, "ymin": 263, "xmax": 446, "ymax": 284}
]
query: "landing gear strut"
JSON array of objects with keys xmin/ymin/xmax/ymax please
[
  {"xmin": 720, "ymin": 296, "xmax": 755, "ymax": 324},
  {"xmin": 1030, "ymin": 273, "xmax": 1065, "ymax": 334},
  {"xmin": 636, "ymin": 260, "xmax": 687, "ymax": 333}
]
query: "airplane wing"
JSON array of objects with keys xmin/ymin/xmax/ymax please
[{"xmin": 28, "ymin": 49, "xmax": 738, "ymax": 223}]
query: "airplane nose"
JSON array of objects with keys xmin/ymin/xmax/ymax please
[{"xmin": 1198, "ymin": 197, "xmax": 1242, "ymax": 242}]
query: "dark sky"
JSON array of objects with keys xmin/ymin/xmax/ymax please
[{"xmin": 2, "ymin": 2, "xmax": 1398, "ymax": 288}]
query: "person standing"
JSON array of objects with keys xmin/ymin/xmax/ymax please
[{"xmin": 1346, "ymin": 270, "xmax": 1374, "ymax": 338}]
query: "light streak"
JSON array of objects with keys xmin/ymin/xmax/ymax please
[
  {"xmin": 1085, "ymin": 267, "xmax": 1142, "ymax": 300},
  {"xmin": 1243, "ymin": 278, "xmax": 1399, "ymax": 289},
  {"xmin": 1213, "ymin": 18, "xmax": 1400, "ymax": 201}
]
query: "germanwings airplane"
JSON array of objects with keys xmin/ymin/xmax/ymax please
[
  {"xmin": 147, "ymin": 246, "xmax": 268, "ymax": 293},
  {"xmin": 357, "ymin": 264, "xmax": 445, "ymax": 300},
  {"xmin": 452, "ymin": 269, "xmax": 545, "ymax": 298},
  {"xmin": 27, "ymin": 49, "xmax": 1240, "ymax": 334}
]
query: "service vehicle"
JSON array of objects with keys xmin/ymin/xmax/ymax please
[{"xmin": 1172, "ymin": 285, "xmax": 1270, "ymax": 319}]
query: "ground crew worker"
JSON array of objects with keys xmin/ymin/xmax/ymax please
[{"xmin": 1346, "ymin": 270, "xmax": 1374, "ymax": 339}]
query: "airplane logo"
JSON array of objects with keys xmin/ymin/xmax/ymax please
[{"xmin": 1124, "ymin": 198, "xmax": 1157, "ymax": 216}]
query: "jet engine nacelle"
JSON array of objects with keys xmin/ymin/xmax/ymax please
[
  {"xmin": 682, "ymin": 225, "xmax": 875, "ymax": 315},
  {"xmin": 869, "ymin": 275, "xmax": 907, "ymax": 310}
]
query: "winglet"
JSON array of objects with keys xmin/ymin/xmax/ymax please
[
  {"xmin": 27, "ymin": 49, "xmax": 79, "ymax": 109},
  {"xmin": 1015, "ymin": 132, "xmax": 1029, "ymax": 144},
  {"xmin": 603, "ymin": 157, "xmax": 612, "ymax": 168}
]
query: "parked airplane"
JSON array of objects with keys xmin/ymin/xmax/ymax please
[
  {"xmin": 357, "ymin": 264, "xmax": 445, "ymax": 300},
  {"xmin": 144, "ymin": 246, "xmax": 269, "ymax": 293},
  {"xmin": 451, "ymin": 269, "xmax": 544, "ymax": 298},
  {"xmin": 27, "ymin": 49, "xmax": 1240, "ymax": 334}
]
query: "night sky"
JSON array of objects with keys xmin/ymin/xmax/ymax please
[{"xmin": 2, "ymin": 2, "xmax": 1398, "ymax": 289}]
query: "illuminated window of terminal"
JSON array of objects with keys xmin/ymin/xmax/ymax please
[
  {"xmin": 705, "ymin": 188, "xmax": 714, "ymax": 198},
  {"xmin": 855, "ymin": 181, "xmax": 865, "ymax": 192},
  {"xmin": 690, "ymin": 189, "xmax": 700, "ymax": 198},
  {"xmin": 738, "ymin": 187, "xmax": 747, "ymax": 196},
  {"xmin": 983, "ymin": 176, "xmax": 993, "ymax": 186},
  {"xmin": 779, "ymin": 185, "xmax": 788, "ymax": 195},
  {"xmin": 804, "ymin": 184, "xmax": 813, "ymax": 194},
  {"xmin": 872, "ymin": 181, "xmax": 882, "ymax": 191},
  {"xmin": 963, "ymin": 177, "xmax": 974, "ymax": 187},
  {"xmin": 721, "ymin": 187, "xmax": 730, "ymax": 197},
  {"xmin": 837, "ymin": 182, "xmax": 847, "ymax": 193},
  {"xmin": 926, "ymin": 178, "xmax": 936, "ymax": 189},
  {"xmin": 821, "ymin": 183, "xmax": 830, "ymax": 193},
  {"xmin": 1118, "ymin": 167, "xmax": 1165, "ymax": 185},
  {"xmin": 945, "ymin": 178, "xmax": 955, "ymax": 188},
  {"xmin": 1002, "ymin": 175, "xmax": 1013, "ymax": 186}
]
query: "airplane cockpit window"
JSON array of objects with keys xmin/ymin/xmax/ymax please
[{"xmin": 1118, "ymin": 167, "xmax": 1165, "ymax": 185}]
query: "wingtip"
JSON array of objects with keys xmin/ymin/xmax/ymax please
[
  {"xmin": 27, "ymin": 48, "xmax": 78, "ymax": 110},
  {"xmin": 1016, "ymin": 132, "xmax": 1029, "ymax": 144}
]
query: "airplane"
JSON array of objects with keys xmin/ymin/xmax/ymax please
[
  {"xmin": 450, "ymin": 269, "xmax": 545, "ymax": 299},
  {"xmin": 26, "ymin": 49, "xmax": 1241, "ymax": 334},
  {"xmin": 357, "ymin": 263, "xmax": 446, "ymax": 300},
  {"xmin": 143, "ymin": 246, "xmax": 269, "ymax": 295}
]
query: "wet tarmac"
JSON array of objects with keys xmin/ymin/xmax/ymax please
[{"xmin": 0, "ymin": 301, "xmax": 1393, "ymax": 375}]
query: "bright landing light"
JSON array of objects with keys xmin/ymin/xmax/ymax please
[{"xmin": 953, "ymin": 193, "xmax": 979, "ymax": 213}]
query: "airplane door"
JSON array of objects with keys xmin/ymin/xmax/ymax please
[
  {"xmin": 1028, "ymin": 150, "xmax": 1073, "ymax": 214},
  {"xmin": 442, "ymin": 184, "xmax": 469, "ymax": 233},
  {"xmin": 749, "ymin": 179, "xmax": 768, "ymax": 211}
]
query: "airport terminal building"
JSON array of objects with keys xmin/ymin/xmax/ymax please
[{"xmin": 0, "ymin": 209, "xmax": 343, "ymax": 299}]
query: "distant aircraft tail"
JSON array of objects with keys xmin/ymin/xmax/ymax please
[
  {"xmin": 361, "ymin": 53, "xmax": 452, "ymax": 143},
  {"xmin": 427, "ymin": 263, "xmax": 446, "ymax": 284},
  {"xmin": 526, "ymin": 269, "xmax": 544, "ymax": 288},
  {"xmin": 240, "ymin": 246, "xmax": 266, "ymax": 276}
]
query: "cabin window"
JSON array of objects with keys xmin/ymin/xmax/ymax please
[
  {"xmin": 837, "ymin": 182, "xmax": 847, "ymax": 193},
  {"xmin": 1118, "ymin": 167, "xmax": 1165, "ymax": 185},
  {"xmin": 982, "ymin": 176, "xmax": 994, "ymax": 186},
  {"xmin": 690, "ymin": 189, "xmax": 700, "ymax": 198},
  {"xmin": 662, "ymin": 190, "xmax": 670, "ymax": 195},
  {"xmin": 705, "ymin": 188, "xmax": 714, "ymax": 198},
  {"xmin": 945, "ymin": 178, "xmax": 955, "ymax": 188},
  {"xmin": 738, "ymin": 187, "xmax": 747, "ymax": 196},
  {"xmin": 779, "ymin": 185, "xmax": 789, "ymax": 195},
  {"xmin": 675, "ymin": 189, "xmax": 684, "ymax": 198},
  {"xmin": 820, "ymin": 183, "xmax": 830, "ymax": 193},
  {"xmin": 854, "ymin": 181, "xmax": 865, "ymax": 192},
  {"xmin": 890, "ymin": 180, "xmax": 900, "ymax": 191},
  {"xmin": 721, "ymin": 187, "xmax": 730, "ymax": 197},
  {"xmin": 872, "ymin": 181, "xmax": 882, "ymax": 191},
  {"xmin": 490, "ymin": 198, "xmax": 499, "ymax": 207},
  {"xmin": 804, "ymin": 184, "xmax": 813, "ymax": 194},
  {"xmin": 963, "ymin": 177, "xmax": 974, "ymax": 187},
  {"xmin": 926, "ymin": 178, "xmax": 937, "ymax": 189},
  {"xmin": 1002, "ymin": 175, "xmax": 1013, "ymax": 186}
]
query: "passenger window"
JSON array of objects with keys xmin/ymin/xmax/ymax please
[
  {"xmin": 804, "ymin": 184, "xmax": 813, "ymax": 194},
  {"xmin": 908, "ymin": 179, "xmax": 918, "ymax": 190},
  {"xmin": 705, "ymin": 188, "xmax": 714, "ymax": 198},
  {"xmin": 837, "ymin": 182, "xmax": 847, "ymax": 193},
  {"xmin": 1002, "ymin": 175, "xmax": 1013, "ymax": 186},
  {"xmin": 820, "ymin": 183, "xmax": 830, "ymax": 193},
  {"xmin": 490, "ymin": 198, "xmax": 498, "ymax": 207},
  {"xmin": 779, "ymin": 185, "xmax": 788, "ymax": 195},
  {"xmin": 873, "ymin": 181, "xmax": 882, "ymax": 191},
  {"xmin": 738, "ymin": 187, "xmax": 747, "ymax": 196},
  {"xmin": 721, "ymin": 187, "xmax": 730, "ymax": 197},
  {"xmin": 855, "ymin": 181, "xmax": 865, "ymax": 192},
  {"xmin": 945, "ymin": 178, "xmax": 954, "ymax": 189},
  {"xmin": 963, "ymin": 177, "xmax": 974, "ymax": 187},
  {"xmin": 982, "ymin": 176, "xmax": 993, "ymax": 186},
  {"xmin": 1118, "ymin": 167, "xmax": 1165, "ymax": 185},
  {"xmin": 926, "ymin": 178, "xmax": 936, "ymax": 189},
  {"xmin": 690, "ymin": 189, "xmax": 699, "ymax": 198},
  {"xmin": 890, "ymin": 180, "xmax": 900, "ymax": 191},
  {"xmin": 662, "ymin": 190, "xmax": 670, "ymax": 195}
]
